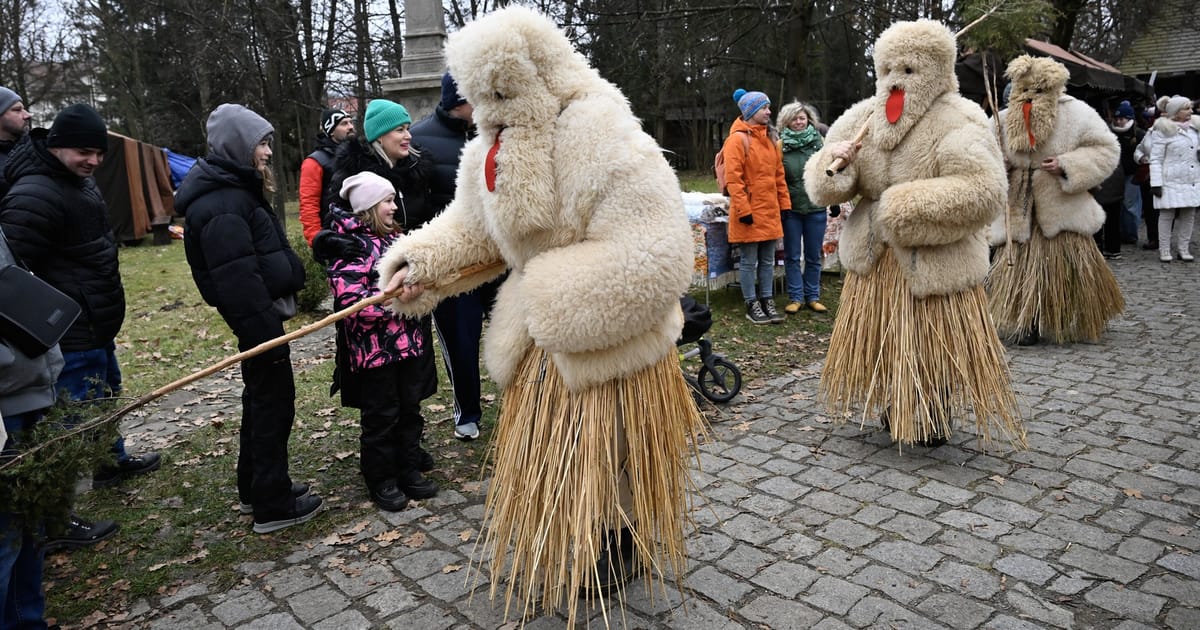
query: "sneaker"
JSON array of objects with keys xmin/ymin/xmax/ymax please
[
  {"xmin": 93, "ymin": 452, "xmax": 161, "ymax": 488},
  {"xmin": 1161, "ymin": 254, "xmax": 1174, "ymax": 263},
  {"xmin": 1102, "ymin": 251, "xmax": 1122, "ymax": 260},
  {"xmin": 1180, "ymin": 251, "xmax": 1195, "ymax": 262},
  {"xmin": 240, "ymin": 482, "xmax": 311, "ymax": 515},
  {"xmin": 367, "ymin": 479, "xmax": 409, "ymax": 512},
  {"xmin": 807, "ymin": 301, "xmax": 828, "ymax": 313},
  {"xmin": 44, "ymin": 515, "xmax": 119, "ymax": 552},
  {"xmin": 397, "ymin": 469, "xmax": 438, "ymax": 500},
  {"xmin": 784, "ymin": 301, "xmax": 803, "ymax": 314},
  {"xmin": 416, "ymin": 445, "xmax": 435, "ymax": 472},
  {"xmin": 760, "ymin": 298, "xmax": 784, "ymax": 323},
  {"xmin": 454, "ymin": 422, "xmax": 480, "ymax": 441},
  {"xmin": 253, "ymin": 494, "xmax": 323, "ymax": 534},
  {"xmin": 745, "ymin": 300, "xmax": 771, "ymax": 325}
]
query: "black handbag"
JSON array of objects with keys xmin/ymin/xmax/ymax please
[{"xmin": 0, "ymin": 264, "xmax": 81, "ymax": 357}]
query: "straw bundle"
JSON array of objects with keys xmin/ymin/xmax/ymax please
[
  {"xmin": 477, "ymin": 346, "xmax": 706, "ymax": 627},
  {"xmin": 987, "ymin": 226, "xmax": 1125, "ymax": 343},
  {"xmin": 821, "ymin": 248, "xmax": 1025, "ymax": 448}
]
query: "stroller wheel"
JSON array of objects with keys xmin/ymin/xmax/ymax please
[{"xmin": 697, "ymin": 357, "xmax": 742, "ymax": 403}]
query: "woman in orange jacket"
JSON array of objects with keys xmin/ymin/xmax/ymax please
[{"xmin": 723, "ymin": 88, "xmax": 790, "ymax": 324}]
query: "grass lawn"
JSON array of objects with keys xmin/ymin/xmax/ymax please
[{"xmin": 42, "ymin": 176, "xmax": 841, "ymax": 626}]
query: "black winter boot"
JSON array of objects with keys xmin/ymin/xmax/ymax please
[{"xmin": 579, "ymin": 527, "xmax": 639, "ymax": 598}]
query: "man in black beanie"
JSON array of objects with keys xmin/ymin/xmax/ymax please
[
  {"xmin": 299, "ymin": 107, "xmax": 359, "ymax": 257},
  {"xmin": 410, "ymin": 72, "xmax": 499, "ymax": 442},
  {"xmin": 0, "ymin": 102, "xmax": 161, "ymax": 551}
]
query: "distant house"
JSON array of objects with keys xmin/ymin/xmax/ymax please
[
  {"xmin": 22, "ymin": 62, "xmax": 107, "ymax": 127},
  {"xmin": 1119, "ymin": 0, "xmax": 1200, "ymax": 99}
]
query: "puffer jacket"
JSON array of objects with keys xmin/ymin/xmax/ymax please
[
  {"xmin": 1148, "ymin": 115, "xmax": 1200, "ymax": 210},
  {"xmin": 175, "ymin": 156, "xmax": 305, "ymax": 350},
  {"xmin": 298, "ymin": 134, "xmax": 339, "ymax": 245},
  {"xmin": 0, "ymin": 129, "xmax": 126, "ymax": 351},
  {"xmin": 410, "ymin": 106, "xmax": 473, "ymax": 216},
  {"xmin": 324, "ymin": 138, "xmax": 436, "ymax": 232},
  {"xmin": 325, "ymin": 205, "xmax": 424, "ymax": 371},
  {"xmin": 722, "ymin": 117, "xmax": 788, "ymax": 243}
]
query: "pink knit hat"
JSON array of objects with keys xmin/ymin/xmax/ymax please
[{"xmin": 340, "ymin": 172, "xmax": 395, "ymax": 214}]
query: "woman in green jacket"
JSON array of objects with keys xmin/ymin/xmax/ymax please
[{"xmin": 778, "ymin": 102, "xmax": 830, "ymax": 314}]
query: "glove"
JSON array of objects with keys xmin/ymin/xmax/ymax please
[
  {"xmin": 312, "ymin": 230, "xmax": 366, "ymax": 264},
  {"xmin": 1152, "ymin": 186, "xmax": 1163, "ymax": 198},
  {"xmin": 828, "ymin": 205, "xmax": 841, "ymax": 218},
  {"xmin": 738, "ymin": 214, "xmax": 754, "ymax": 225}
]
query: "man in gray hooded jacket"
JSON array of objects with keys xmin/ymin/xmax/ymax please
[{"xmin": 175, "ymin": 103, "xmax": 321, "ymax": 534}]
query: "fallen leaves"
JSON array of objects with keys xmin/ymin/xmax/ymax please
[
  {"xmin": 403, "ymin": 532, "xmax": 427, "ymax": 548},
  {"xmin": 1122, "ymin": 488, "xmax": 1143, "ymax": 499},
  {"xmin": 147, "ymin": 548, "xmax": 208, "ymax": 572},
  {"xmin": 988, "ymin": 475, "xmax": 1007, "ymax": 486}
]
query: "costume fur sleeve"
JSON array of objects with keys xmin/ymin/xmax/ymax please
[
  {"xmin": 1055, "ymin": 99, "xmax": 1120, "ymax": 195},
  {"xmin": 803, "ymin": 99, "xmax": 872, "ymax": 206}
]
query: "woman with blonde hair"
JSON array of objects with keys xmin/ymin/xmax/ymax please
[{"xmin": 777, "ymin": 101, "xmax": 830, "ymax": 314}]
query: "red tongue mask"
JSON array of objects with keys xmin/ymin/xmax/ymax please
[
  {"xmin": 485, "ymin": 134, "xmax": 501, "ymax": 192},
  {"xmin": 1022, "ymin": 101, "xmax": 1036, "ymax": 149},
  {"xmin": 886, "ymin": 88, "xmax": 905, "ymax": 124}
]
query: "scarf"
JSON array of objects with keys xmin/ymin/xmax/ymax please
[{"xmin": 781, "ymin": 125, "xmax": 821, "ymax": 152}]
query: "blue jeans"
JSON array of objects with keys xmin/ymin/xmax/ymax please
[
  {"xmin": 782, "ymin": 211, "xmax": 827, "ymax": 303},
  {"xmin": 57, "ymin": 342, "xmax": 128, "ymax": 462},
  {"xmin": 1121, "ymin": 175, "xmax": 1141, "ymax": 242},
  {"xmin": 1, "ymin": 412, "xmax": 47, "ymax": 630},
  {"xmin": 738, "ymin": 240, "xmax": 777, "ymax": 302}
]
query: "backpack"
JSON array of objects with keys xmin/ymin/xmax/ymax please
[{"xmin": 713, "ymin": 131, "xmax": 750, "ymax": 195}]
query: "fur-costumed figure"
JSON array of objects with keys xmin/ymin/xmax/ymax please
[
  {"xmin": 803, "ymin": 19, "xmax": 1024, "ymax": 449},
  {"xmin": 376, "ymin": 7, "xmax": 703, "ymax": 626},
  {"xmin": 987, "ymin": 56, "xmax": 1123, "ymax": 345}
]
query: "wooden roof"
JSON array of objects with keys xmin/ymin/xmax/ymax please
[{"xmin": 1119, "ymin": 0, "xmax": 1200, "ymax": 77}]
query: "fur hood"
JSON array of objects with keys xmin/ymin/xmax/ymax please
[
  {"xmin": 377, "ymin": 7, "xmax": 692, "ymax": 392},
  {"xmin": 803, "ymin": 20, "xmax": 1006, "ymax": 298},
  {"xmin": 1152, "ymin": 115, "xmax": 1200, "ymax": 137}
]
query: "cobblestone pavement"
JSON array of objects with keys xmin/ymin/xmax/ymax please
[{"xmin": 118, "ymin": 242, "xmax": 1199, "ymax": 629}]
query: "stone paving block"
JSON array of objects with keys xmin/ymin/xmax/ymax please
[
  {"xmin": 661, "ymin": 597, "xmax": 744, "ymax": 629},
  {"xmin": 1139, "ymin": 519, "xmax": 1200, "ymax": 551},
  {"xmin": 698, "ymin": 452, "xmax": 736, "ymax": 472},
  {"xmin": 1047, "ymin": 570, "xmax": 1092, "ymax": 595},
  {"xmin": 160, "ymin": 582, "xmax": 209, "ymax": 608},
  {"xmin": 803, "ymin": 575, "xmax": 871, "ymax": 615},
  {"xmin": 737, "ymin": 492, "xmax": 794, "ymax": 517},
  {"xmin": 148, "ymin": 603, "xmax": 220, "ymax": 630},
  {"xmin": 262, "ymin": 565, "xmax": 324, "ymax": 599},
  {"xmin": 1009, "ymin": 464, "xmax": 1070, "ymax": 489},
  {"xmin": 691, "ymin": 501, "xmax": 740, "ymax": 528},
  {"xmin": 288, "ymin": 585, "xmax": 349, "ymax": 624},
  {"xmin": 864, "ymin": 540, "xmax": 943, "ymax": 573},
  {"xmin": 934, "ymin": 509, "xmax": 1014, "ymax": 540},
  {"xmin": 1144, "ymin": 464, "xmax": 1200, "ymax": 487},
  {"xmin": 1092, "ymin": 507, "xmax": 1147, "ymax": 534},
  {"xmin": 783, "ymin": 505, "xmax": 837, "ymax": 528},
  {"xmin": 984, "ymin": 614, "xmax": 1047, "ymax": 630},
  {"xmin": 1005, "ymin": 583, "xmax": 1074, "ymax": 628},
  {"xmin": 1142, "ymin": 574, "xmax": 1200, "ymax": 604},
  {"xmin": 238, "ymin": 613, "xmax": 306, "ymax": 630},
  {"xmin": 916, "ymin": 592, "xmax": 995, "ymax": 628},
  {"xmin": 417, "ymin": 567, "xmax": 474, "ymax": 602},
  {"xmin": 870, "ymin": 469, "xmax": 920, "ymax": 491},
  {"xmin": 972, "ymin": 496, "xmax": 1041, "ymax": 527},
  {"xmin": 721, "ymin": 512, "xmax": 785, "ymax": 545},
  {"xmin": 382, "ymin": 603, "xmax": 455, "ymax": 630},
  {"xmin": 704, "ymin": 480, "xmax": 752, "ymax": 505},
  {"xmin": 1157, "ymin": 551, "xmax": 1200, "ymax": 580},
  {"xmin": 816, "ymin": 518, "xmax": 881, "ymax": 548},
  {"xmin": 810, "ymin": 548, "xmax": 869, "ymax": 577},
  {"xmin": 877, "ymin": 491, "xmax": 940, "ymax": 516},
  {"xmin": 795, "ymin": 466, "xmax": 853, "ymax": 490},
  {"xmin": 1032, "ymin": 514, "xmax": 1121, "ymax": 550},
  {"xmin": 1083, "ymin": 581, "xmax": 1166, "ymax": 622},
  {"xmin": 1059, "ymin": 545, "xmax": 1147, "ymax": 583},
  {"xmin": 717, "ymin": 543, "xmax": 774, "ymax": 578},
  {"xmin": 689, "ymin": 530, "xmax": 735, "ymax": 562},
  {"xmin": 1109, "ymin": 621, "xmax": 1157, "ymax": 630},
  {"xmin": 755, "ymin": 475, "xmax": 811, "ymax": 500},
  {"xmin": 213, "ymin": 590, "xmax": 276, "ymax": 626},
  {"xmin": 838, "ymin": 480, "xmax": 891, "ymax": 502},
  {"xmin": 851, "ymin": 505, "xmax": 897, "ymax": 526},
  {"xmin": 915, "ymin": 480, "xmax": 975, "ymax": 506},
  {"xmin": 1112, "ymin": 471, "xmax": 1181, "ymax": 497},
  {"xmin": 921, "ymin": 464, "xmax": 989, "ymax": 487},
  {"xmin": 979, "ymin": 476, "xmax": 1043, "ymax": 504},
  {"xmin": 763, "ymin": 458, "xmax": 807, "ymax": 476},
  {"xmin": 394, "ymin": 549, "xmax": 461, "ymax": 580},
  {"xmin": 1125, "ymin": 497, "xmax": 1195, "ymax": 522},
  {"xmin": 740, "ymin": 594, "xmax": 824, "ymax": 629},
  {"xmin": 926, "ymin": 561, "xmax": 1001, "ymax": 599},
  {"xmin": 1166, "ymin": 607, "xmax": 1200, "ymax": 630},
  {"xmin": 749, "ymin": 560, "xmax": 822, "ymax": 598},
  {"xmin": 722, "ymin": 444, "xmax": 772, "ymax": 466},
  {"xmin": 926, "ymin": 528, "xmax": 1003, "ymax": 561},
  {"xmin": 879, "ymin": 513, "xmax": 942, "ymax": 543},
  {"xmin": 324, "ymin": 561, "xmax": 398, "ymax": 598},
  {"xmin": 849, "ymin": 564, "xmax": 933, "ymax": 604},
  {"xmin": 363, "ymin": 583, "xmax": 418, "ymax": 617},
  {"xmin": 994, "ymin": 553, "xmax": 1058, "ymax": 585},
  {"xmin": 811, "ymin": 618, "xmax": 856, "ymax": 630},
  {"xmin": 806, "ymin": 490, "xmax": 862, "ymax": 516},
  {"xmin": 1034, "ymin": 493, "xmax": 1102, "ymax": 520},
  {"xmin": 1064, "ymin": 478, "xmax": 1122, "ymax": 504},
  {"xmin": 685, "ymin": 565, "xmax": 753, "ymax": 607},
  {"xmin": 847, "ymin": 595, "xmax": 942, "ymax": 629},
  {"xmin": 1116, "ymin": 537, "xmax": 1165, "ymax": 564},
  {"xmin": 767, "ymin": 532, "xmax": 824, "ymax": 558},
  {"xmin": 311, "ymin": 609, "xmax": 371, "ymax": 630}
]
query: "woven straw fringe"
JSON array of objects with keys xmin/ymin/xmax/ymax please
[
  {"xmin": 821, "ymin": 248, "xmax": 1025, "ymax": 449},
  {"xmin": 477, "ymin": 347, "xmax": 706, "ymax": 627},
  {"xmin": 987, "ymin": 227, "xmax": 1125, "ymax": 343}
]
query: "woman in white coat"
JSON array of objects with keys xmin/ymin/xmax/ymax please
[{"xmin": 1148, "ymin": 95, "xmax": 1200, "ymax": 262}]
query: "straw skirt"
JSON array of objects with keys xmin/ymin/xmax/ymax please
[
  {"xmin": 821, "ymin": 248, "xmax": 1025, "ymax": 447},
  {"xmin": 478, "ymin": 346, "xmax": 705, "ymax": 626},
  {"xmin": 987, "ymin": 226, "xmax": 1125, "ymax": 344}
]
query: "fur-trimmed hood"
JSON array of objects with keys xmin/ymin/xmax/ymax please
[{"xmin": 1152, "ymin": 115, "xmax": 1200, "ymax": 137}]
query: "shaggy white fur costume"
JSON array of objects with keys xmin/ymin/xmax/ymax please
[
  {"xmin": 986, "ymin": 55, "xmax": 1123, "ymax": 343},
  {"xmin": 804, "ymin": 19, "xmax": 1022, "ymax": 448},
  {"xmin": 377, "ymin": 7, "xmax": 702, "ymax": 626}
]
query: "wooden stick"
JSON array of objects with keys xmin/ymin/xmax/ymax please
[
  {"xmin": 824, "ymin": 122, "xmax": 870, "ymax": 176},
  {"xmin": 955, "ymin": 0, "xmax": 1004, "ymax": 39},
  {"xmin": 0, "ymin": 259, "xmax": 507, "ymax": 471}
]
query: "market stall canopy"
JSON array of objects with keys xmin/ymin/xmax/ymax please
[{"xmin": 1023, "ymin": 39, "xmax": 1151, "ymax": 98}]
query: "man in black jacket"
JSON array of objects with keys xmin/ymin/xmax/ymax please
[
  {"xmin": 0, "ymin": 87, "xmax": 31, "ymax": 193},
  {"xmin": 410, "ymin": 72, "xmax": 498, "ymax": 441},
  {"xmin": 0, "ymin": 103, "xmax": 160, "ymax": 550},
  {"xmin": 298, "ymin": 108, "xmax": 356, "ymax": 248},
  {"xmin": 176, "ymin": 103, "xmax": 322, "ymax": 534}
]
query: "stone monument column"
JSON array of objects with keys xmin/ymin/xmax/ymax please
[{"xmin": 380, "ymin": 0, "xmax": 446, "ymax": 121}]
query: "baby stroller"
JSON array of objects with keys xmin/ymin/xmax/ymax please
[{"xmin": 678, "ymin": 296, "xmax": 742, "ymax": 403}]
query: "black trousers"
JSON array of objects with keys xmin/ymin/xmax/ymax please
[
  {"xmin": 238, "ymin": 347, "xmax": 296, "ymax": 516},
  {"xmin": 1098, "ymin": 200, "xmax": 1123, "ymax": 253},
  {"xmin": 357, "ymin": 359, "xmax": 427, "ymax": 486},
  {"xmin": 1140, "ymin": 181, "xmax": 1159, "ymax": 243}
]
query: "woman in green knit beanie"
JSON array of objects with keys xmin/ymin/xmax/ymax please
[{"xmin": 778, "ymin": 101, "xmax": 830, "ymax": 314}]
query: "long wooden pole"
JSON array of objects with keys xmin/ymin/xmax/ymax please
[{"xmin": 0, "ymin": 260, "xmax": 506, "ymax": 471}]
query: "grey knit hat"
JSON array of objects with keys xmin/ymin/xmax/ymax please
[
  {"xmin": 206, "ymin": 103, "xmax": 274, "ymax": 166},
  {"xmin": 0, "ymin": 87, "xmax": 20, "ymax": 115}
]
